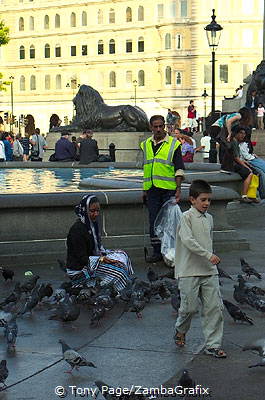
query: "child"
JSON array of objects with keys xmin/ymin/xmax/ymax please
[
  {"xmin": 174, "ymin": 180, "xmax": 226, "ymax": 358},
  {"xmin": 256, "ymin": 103, "xmax": 265, "ymax": 130}
]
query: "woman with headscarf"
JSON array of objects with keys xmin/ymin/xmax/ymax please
[{"xmin": 66, "ymin": 195, "xmax": 134, "ymax": 291}]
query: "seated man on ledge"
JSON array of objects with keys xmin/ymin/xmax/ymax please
[{"xmin": 54, "ymin": 132, "xmax": 76, "ymax": 161}]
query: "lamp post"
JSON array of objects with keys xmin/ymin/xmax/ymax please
[
  {"xmin": 9, "ymin": 76, "xmax": 14, "ymax": 133},
  {"xmin": 133, "ymin": 80, "xmax": 137, "ymax": 106},
  {"xmin": 204, "ymin": 9, "xmax": 223, "ymax": 163},
  {"xmin": 201, "ymin": 88, "xmax": 208, "ymax": 132}
]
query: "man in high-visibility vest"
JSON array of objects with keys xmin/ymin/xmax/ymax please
[{"xmin": 141, "ymin": 115, "xmax": 185, "ymax": 263}]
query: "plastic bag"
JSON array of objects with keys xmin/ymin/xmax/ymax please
[{"xmin": 154, "ymin": 198, "xmax": 182, "ymax": 267}]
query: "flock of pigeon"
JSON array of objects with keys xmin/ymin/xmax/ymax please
[{"xmin": 0, "ymin": 257, "xmax": 265, "ymax": 394}]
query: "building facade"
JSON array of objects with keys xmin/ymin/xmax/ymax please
[{"xmin": 0, "ymin": 0, "xmax": 263, "ymax": 133}]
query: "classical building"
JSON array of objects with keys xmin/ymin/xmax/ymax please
[{"xmin": 0, "ymin": 0, "xmax": 263, "ymax": 133}]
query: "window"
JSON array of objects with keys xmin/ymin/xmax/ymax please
[
  {"xmin": 55, "ymin": 45, "xmax": 61, "ymax": 57},
  {"xmin": 44, "ymin": 15, "xmax": 49, "ymax": 29},
  {"xmin": 82, "ymin": 11, "xmax": 87, "ymax": 26},
  {"xmin": 19, "ymin": 45, "xmax": 25, "ymax": 60},
  {"xmin": 242, "ymin": 29, "xmax": 253, "ymax": 47},
  {"xmin": 30, "ymin": 75, "xmax": 36, "ymax": 90},
  {"xmin": 176, "ymin": 72, "xmax": 182, "ymax": 85},
  {"xmin": 56, "ymin": 74, "xmax": 62, "ymax": 89},
  {"xmin": 71, "ymin": 46, "xmax": 77, "ymax": 56},
  {"xmin": 98, "ymin": 40, "xmax": 104, "ymax": 54},
  {"xmin": 138, "ymin": 6, "xmax": 144, "ymax": 21},
  {"xmin": 176, "ymin": 34, "xmax": 182, "ymax": 49},
  {"xmin": 243, "ymin": 64, "xmax": 252, "ymax": 79},
  {"xmin": 138, "ymin": 70, "xmax": 145, "ymax": 86},
  {"xmin": 71, "ymin": 12, "xmax": 76, "ymax": 27},
  {"xmin": 29, "ymin": 45, "xmax": 35, "ymax": 59},
  {"xmin": 126, "ymin": 7, "xmax": 132, "ymax": 22},
  {"xmin": 180, "ymin": 0, "xmax": 187, "ymax": 17},
  {"xmin": 165, "ymin": 33, "xmax": 171, "ymax": 49},
  {"xmin": 29, "ymin": 16, "xmax": 34, "ymax": 30},
  {"xmin": 19, "ymin": 17, "xmax": 24, "ymax": 31},
  {"xmin": 20, "ymin": 76, "xmax": 25, "ymax": 91},
  {"xmin": 126, "ymin": 71, "xmax": 132, "ymax": 85},
  {"xmin": 109, "ymin": 39, "xmax": 115, "ymax": 54},
  {"xmin": 157, "ymin": 4, "xmax": 164, "ymax": 18},
  {"xmin": 82, "ymin": 45, "xmax": 87, "ymax": 56},
  {"xmin": 55, "ymin": 14, "xmax": 60, "ymax": 28},
  {"xmin": 169, "ymin": 1, "xmax": 177, "ymax": 17},
  {"xmin": 44, "ymin": 44, "xmax": 50, "ymax": 58},
  {"xmin": 109, "ymin": 71, "xmax": 116, "ymax": 87},
  {"xmin": 45, "ymin": 75, "xmax": 50, "ymax": 90},
  {"xmin": 98, "ymin": 9, "xmax": 103, "ymax": 24},
  {"xmin": 138, "ymin": 37, "xmax": 144, "ymax": 52},
  {"xmin": 204, "ymin": 65, "xmax": 211, "ymax": 84},
  {"xmin": 165, "ymin": 66, "xmax": 171, "ymax": 85},
  {"xmin": 109, "ymin": 8, "xmax": 115, "ymax": 23},
  {"xmin": 220, "ymin": 64, "xmax": 228, "ymax": 83},
  {"xmin": 126, "ymin": 40, "xmax": 132, "ymax": 53}
]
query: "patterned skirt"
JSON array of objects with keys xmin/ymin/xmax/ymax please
[{"xmin": 66, "ymin": 249, "xmax": 134, "ymax": 292}]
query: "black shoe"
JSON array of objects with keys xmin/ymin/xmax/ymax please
[{"xmin": 145, "ymin": 254, "xmax": 163, "ymax": 263}]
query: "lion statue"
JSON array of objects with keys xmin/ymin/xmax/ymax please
[
  {"xmin": 246, "ymin": 60, "xmax": 265, "ymax": 106},
  {"xmin": 53, "ymin": 85, "xmax": 150, "ymax": 132}
]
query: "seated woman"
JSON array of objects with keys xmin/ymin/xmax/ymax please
[
  {"xmin": 175, "ymin": 133, "xmax": 195, "ymax": 162},
  {"xmin": 66, "ymin": 195, "xmax": 134, "ymax": 291}
]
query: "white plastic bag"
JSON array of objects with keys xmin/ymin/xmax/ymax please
[{"xmin": 154, "ymin": 199, "xmax": 182, "ymax": 267}]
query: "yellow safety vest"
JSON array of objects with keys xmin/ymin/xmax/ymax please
[{"xmin": 140, "ymin": 136, "xmax": 181, "ymax": 190}]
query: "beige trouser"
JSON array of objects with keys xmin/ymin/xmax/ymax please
[
  {"xmin": 257, "ymin": 116, "xmax": 264, "ymax": 130},
  {"xmin": 175, "ymin": 275, "xmax": 224, "ymax": 349}
]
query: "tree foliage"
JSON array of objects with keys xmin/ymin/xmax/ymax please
[{"xmin": 0, "ymin": 20, "xmax": 9, "ymax": 46}]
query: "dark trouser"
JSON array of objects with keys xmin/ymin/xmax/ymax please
[{"xmin": 146, "ymin": 186, "xmax": 176, "ymax": 255}]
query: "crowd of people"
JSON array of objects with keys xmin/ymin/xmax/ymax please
[{"xmin": 0, "ymin": 128, "xmax": 47, "ymax": 162}]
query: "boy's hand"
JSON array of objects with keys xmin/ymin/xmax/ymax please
[{"xmin": 210, "ymin": 254, "xmax": 221, "ymax": 265}]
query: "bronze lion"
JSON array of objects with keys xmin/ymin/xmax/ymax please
[{"xmin": 54, "ymin": 85, "xmax": 150, "ymax": 132}]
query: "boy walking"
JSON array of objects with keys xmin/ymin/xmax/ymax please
[{"xmin": 174, "ymin": 180, "xmax": 226, "ymax": 358}]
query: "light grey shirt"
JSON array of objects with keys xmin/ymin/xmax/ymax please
[
  {"xmin": 31, "ymin": 134, "xmax": 47, "ymax": 158},
  {"xmin": 174, "ymin": 206, "xmax": 218, "ymax": 278}
]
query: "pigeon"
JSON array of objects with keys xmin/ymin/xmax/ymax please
[
  {"xmin": 95, "ymin": 294, "xmax": 115, "ymax": 311},
  {"xmin": 57, "ymin": 259, "xmax": 67, "ymax": 273},
  {"xmin": 158, "ymin": 269, "xmax": 175, "ymax": 280},
  {"xmin": 0, "ymin": 267, "xmax": 14, "ymax": 282},
  {"xmin": 217, "ymin": 265, "xmax": 233, "ymax": 280},
  {"xmin": 147, "ymin": 267, "xmax": 158, "ymax": 282},
  {"xmin": 4, "ymin": 315, "xmax": 18, "ymax": 352},
  {"xmin": 238, "ymin": 275, "xmax": 265, "ymax": 296},
  {"xmin": 37, "ymin": 283, "xmax": 53, "ymax": 302},
  {"xmin": 49, "ymin": 294, "xmax": 80, "ymax": 322},
  {"xmin": 18, "ymin": 285, "xmax": 40, "ymax": 315},
  {"xmin": 223, "ymin": 300, "xmax": 253, "ymax": 325},
  {"xmin": 0, "ymin": 282, "xmax": 22, "ymax": 308},
  {"xmin": 0, "ymin": 360, "xmax": 8, "ymax": 389},
  {"xmin": 178, "ymin": 369, "xmax": 195, "ymax": 388},
  {"xmin": 243, "ymin": 338, "xmax": 265, "ymax": 368},
  {"xmin": 21, "ymin": 275, "xmax": 40, "ymax": 293},
  {"xmin": 90, "ymin": 304, "xmax": 105, "ymax": 326},
  {"xmin": 59, "ymin": 339, "xmax": 96, "ymax": 373},
  {"xmin": 240, "ymin": 258, "xmax": 262, "ymax": 280},
  {"xmin": 233, "ymin": 285, "xmax": 247, "ymax": 305},
  {"xmin": 125, "ymin": 290, "xmax": 146, "ymax": 318}
]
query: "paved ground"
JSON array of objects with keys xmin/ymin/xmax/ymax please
[{"xmin": 0, "ymin": 202, "xmax": 265, "ymax": 400}]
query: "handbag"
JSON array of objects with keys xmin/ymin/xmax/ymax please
[{"xmin": 247, "ymin": 174, "xmax": 259, "ymax": 199}]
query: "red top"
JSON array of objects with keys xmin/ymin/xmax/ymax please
[{"xmin": 187, "ymin": 105, "xmax": 196, "ymax": 119}]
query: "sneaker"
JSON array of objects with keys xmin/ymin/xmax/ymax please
[{"xmin": 145, "ymin": 254, "xmax": 163, "ymax": 263}]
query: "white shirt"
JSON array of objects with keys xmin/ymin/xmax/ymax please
[
  {"xmin": 239, "ymin": 142, "xmax": 255, "ymax": 161},
  {"xmin": 200, "ymin": 136, "xmax": 211, "ymax": 158},
  {"xmin": 0, "ymin": 141, "xmax": 6, "ymax": 160},
  {"xmin": 257, "ymin": 107, "xmax": 265, "ymax": 117}
]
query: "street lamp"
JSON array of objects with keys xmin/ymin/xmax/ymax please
[
  {"xmin": 9, "ymin": 76, "xmax": 14, "ymax": 133},
  {"xmin": 133, "ymin": 80, "xmax": 137, "ymax": 106},
  {"xmin": 201, "ymin": 88, "xmax": 208, "ymax": 132},
  {"xmin": 204, "ymin": 9, "xmax": 223, "ymax": 163}
]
